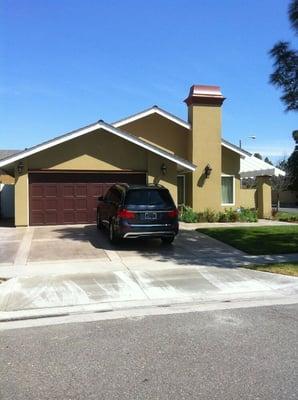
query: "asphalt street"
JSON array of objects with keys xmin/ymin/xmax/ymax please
[{"xmin": 1, "ymin": 304, "xmax": 297, "ymax": 400}]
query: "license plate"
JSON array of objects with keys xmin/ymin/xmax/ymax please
[{"xmin": 145, "ymin": 212, "xmax": 157, "ymax": 220}]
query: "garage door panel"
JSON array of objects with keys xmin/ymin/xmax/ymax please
[
  {"xmin": 63, "ymin": 198, "xmax": 75, "ymax": 210},
  {"xmin": 45, "ymin": 198, "xmax": 58, "ymax": 210},
  {"xmin": 29, "ymin": 172, "xmax": 146, "ymax": 225},
  {"xmin": 31, "ymin": 185, "xmax": 44, "ymax": 197},
  {"xmin": 76, "ymin": 198, "xmax": 88, "ymax": 210},
  {"xmin": 45, "ymin": 212, "xmax": 58, "ymax": 225},
  {"xmin": 63, "ymin": 211, "xmax": 75, "ymax": 224},
  {"xmin": 76, "ymin": 211, "xmax": 89, "ymax": 224},
  {"xmin": 31, "ymin": 199, "xmax": 44, "ymax": 211},
  {"xmin": 76, "ymin": 185, "xmax": 88, "ymax": 196},
  {"xmin": 31, "ymin": 211, "xmax": 45, "ymax": 225},
  {"xmin": 44, "ymin": 185, "xmax": 58, "ymax": 197},
  {"xmin": 63, "ymin": 185, "xmax": 75, "ymax": 197}
]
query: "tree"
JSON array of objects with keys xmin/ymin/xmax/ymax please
[
  {"xmin": 264, "ymin": 157, "xmax": 273, "ymax": 165},
  {"xmin": 253, "ymin": 152, "xmax": 263, "ymax": 160},
  {"xmin": 287, "ymin": 130, "xmax": 298, "ymax": 190},
  {"xmin": 271, "ymin": 158, "xmax": 292, "ymax": 210},
  {"xmin": 271, "ymin": 131, "xmax": 298, "ymax": 209},
  {"xmin": 269, "ymin": 0, "xmax": 298, "ymax": 112}
]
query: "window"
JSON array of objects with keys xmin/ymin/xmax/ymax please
[
  {"xmin": 177, "ymin": 175, "xmax": 185, "ymax": 205},
  {"xmin": 125, "ymin": 189, "xmax": 174, "ymax": 208},
  {"xmin": 221, "ymin": 176, "xmax": 234, "ymax": 205}
]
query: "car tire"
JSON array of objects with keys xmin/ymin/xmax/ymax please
[
  {"xmin": 109, "ymin": 221, "xmax": 119, "ymax": 244},
  {"xmin": 96, "ymin": 211, "xmax": 102, "ymax": 230},
  {"xmin": 161, "ymin": 236, "xmax": 175, "ymax": 245}
]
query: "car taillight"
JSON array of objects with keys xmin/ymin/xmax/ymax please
[
  {"xmin": 117, "ymin": 209, "xmax": 135, "ymax": 219},
  {"xmin": 167, "ymin": 209, "xmax": 179, "ymax": 218}
]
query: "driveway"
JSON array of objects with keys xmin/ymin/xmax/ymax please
[{"xmin": 0, "ymin": 224, "xmax": 297, "ymax": 315}]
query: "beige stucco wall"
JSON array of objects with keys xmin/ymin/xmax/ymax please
[
  {"xmin": 188, "ymin": 104, "xmax": 222, "ymax": 212},
  {"xmin": 28, "ymin": 130, "xmax": 147, "ymax": 171},
  {"xmin": 239, "ymin": 188, "xmax": 257, "ymax": 209},
  {"xmin": 119, "ymin": 114, "xmax": 189, "ymax": 160},
  {"xmin": 257, "ymin": 176, "xmax": 272, "ymax": 218},
  {"xmin": 221, "ymin": 147, "xmax": 241, "ymax": 209},
  {"xmin": 14, "ymin": 129, "xmax": 178, "ymax": 226},
  {"xmin": 14, "ymin": 160, "xmax": 28, "ymax": 226},
  {"xmin": 147, "ymin": 153, "xmax": 177, "ymax": 204}
]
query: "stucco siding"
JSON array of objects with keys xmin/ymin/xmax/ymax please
[
  {"xmin": 239, "ymin": 188, "xmax": 257, "ymax": 209},
  {"xmin": 27, "ymin": 130, "xmax": 147, "ymax": 171},
  {"xmin": 147, "ymin": 153, "xmax": 177, "ymax": 204},
  {"xmin": 119, "ymin": 114, "xmax": 189, "ymax": 160},
  {"xmin": 222, "ymin": 146, "xmax": 241, "ymax": 208}
]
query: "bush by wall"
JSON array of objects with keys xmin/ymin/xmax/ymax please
[
  {"xmin": 274, "ymin": 211, "xmax": 298, "ymax": 222},
  {"xmin": 179, "ymin": 206, "xmax": 258, "ymax": 223}
]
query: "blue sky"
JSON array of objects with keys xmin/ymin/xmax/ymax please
[{"xmin": 0, "ymin": 0, "xmax": 297, "ymax": 162}]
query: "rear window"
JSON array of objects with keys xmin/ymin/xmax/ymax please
[{"xmin": 125, "ymin": 189, "xmax": 174, "ymax": 208}]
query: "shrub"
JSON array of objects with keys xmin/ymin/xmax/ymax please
[
  {"xmin": 225, "ymin": 208, "xmax": 239, "ymax": 222},
  {"xmin": 218, "ymin": 211, "xmax": 228, "ymax": 222},
  {"xmin": 238, "ymin": 207, "xmax": 258, "ymax": 222},
  {"xmin": 179, "ymin": 206, "xmax": 199, "ymax": 223},
  {"xmin": 179, "ymin": 206, "xmax": 258, "ymax": 223},
  {"xmin": 202, "ymin": 208, "xmax": 218, "ymax": 222},
  {"xmin": 275, "ymin": 212, "xmax": 298, "ymax": 222}
]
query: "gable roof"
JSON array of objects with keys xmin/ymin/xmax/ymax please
[
  {"xmin": 113, "ymin": 105, "xmax": 191, "ymax": 130},
  {"xmin": 113, "ymin": 106, "xmax": 249, "ymax": 158},
  {"xmin": 0, "ymin": 120, "xmax": 196, "ymax": 172}
]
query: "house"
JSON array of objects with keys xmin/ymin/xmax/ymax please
[{"xmin": 0, "ymin": 85, "xmax": 285, "ymax": 226}]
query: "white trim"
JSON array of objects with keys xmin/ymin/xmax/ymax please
[
  {"xmin": 240, "ymin": 155, "xmax": 286, "ymax": 178},
  {"xmin": 113, "ymin": 107, "xmax": 191, "ymax": 130},
  {"xmin": 177, "ymin": 174, "xmax": 186, "ymax": 205},
  {"xmin": 221, "ymin": 141, "xmax": 248, "ymax": 157},
  {"xmin": 26, "ymin": 173, "xmax": 29, "ymax": 226},
  {"xmin": 0, "ymin": 121, "xmax": 196, "ymax": 172},
  {"xmin": 221, "ymin": 174, "xmax": 235, "ymax": 206}
]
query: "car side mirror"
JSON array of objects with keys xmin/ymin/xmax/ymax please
[{"xmin": 98, "ymin": 196, "xmax": 104, "ymax": 201}]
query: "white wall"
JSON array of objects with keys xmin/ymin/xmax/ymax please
[{"xmin": 0, "ymin": 184, "xmax": 15, "ymax": 218}]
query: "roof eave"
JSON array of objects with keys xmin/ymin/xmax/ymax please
[{"xmin": 0, "ymin": 121, "xmax": 196, "ymax": 172}]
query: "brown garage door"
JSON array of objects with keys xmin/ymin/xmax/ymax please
[{"xmin": 29, "ymin": 172, "xmax": 146, "ymax": 226}]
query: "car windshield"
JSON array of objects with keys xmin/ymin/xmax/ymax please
[{"xmin": 125, "ymin": 189, "xmax": 174, "ymax": 208}]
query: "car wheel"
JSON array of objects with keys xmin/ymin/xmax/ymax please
[
  {"xmin": 96, "ymin": 211, "xmax": 102, "ymax": 230},
  {"xmin": 109, "ymin": 221, "xmax": 118, "ymax": 244},
  {"xmin": 161, "ymin": 236, "xmax": 175, "ymax": 245}
]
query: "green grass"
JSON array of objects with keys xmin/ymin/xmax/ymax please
[
  {"xmin": 243, "ymin": 262, "xmax": 298, "ymax": 276},
  {"xmin": 197, "ymin": 226, "xmax": 298, "ymax": 255}
]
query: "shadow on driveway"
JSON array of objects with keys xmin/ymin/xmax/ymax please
[{"xmin": 50, "ymin": 225, "xmax": 252, "ymax": 268}]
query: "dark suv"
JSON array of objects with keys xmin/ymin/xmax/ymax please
[{"xmin": 96, "ymin": 184, "xmax": 179, "ymax": 244}]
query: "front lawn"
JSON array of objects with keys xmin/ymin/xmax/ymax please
[
  {"xmin": 197, "ymin": 226, "xmax": 298, "ymax": 255},
  {"xmin": 243, "ymin": 262, "xmax": 298, "ymax": 277}
]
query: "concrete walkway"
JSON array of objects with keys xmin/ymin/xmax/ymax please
[{"xmin": 0, "ymin": 225, "xmax": 297, "ymax": 320}]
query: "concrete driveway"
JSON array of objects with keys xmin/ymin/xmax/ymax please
[{"xmin": 0, "ymin": 224, "xmax": 297, "ymax": 316}]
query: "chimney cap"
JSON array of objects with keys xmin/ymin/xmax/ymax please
[{"xmin": 184, "ymin": 85, "xmax": 225, "ymax": 106}]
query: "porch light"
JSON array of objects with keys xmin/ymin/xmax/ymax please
[
  {"xmin": 161, "ymin": 163, "xmax": 167, "ymax": 175},
  {"xmin": 204, "ymin": 164, "xmax": 212, "ymax": 178},
  {"xmin": 17, "ymin": 161, "xmax": 24, "ymax": 174}
]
